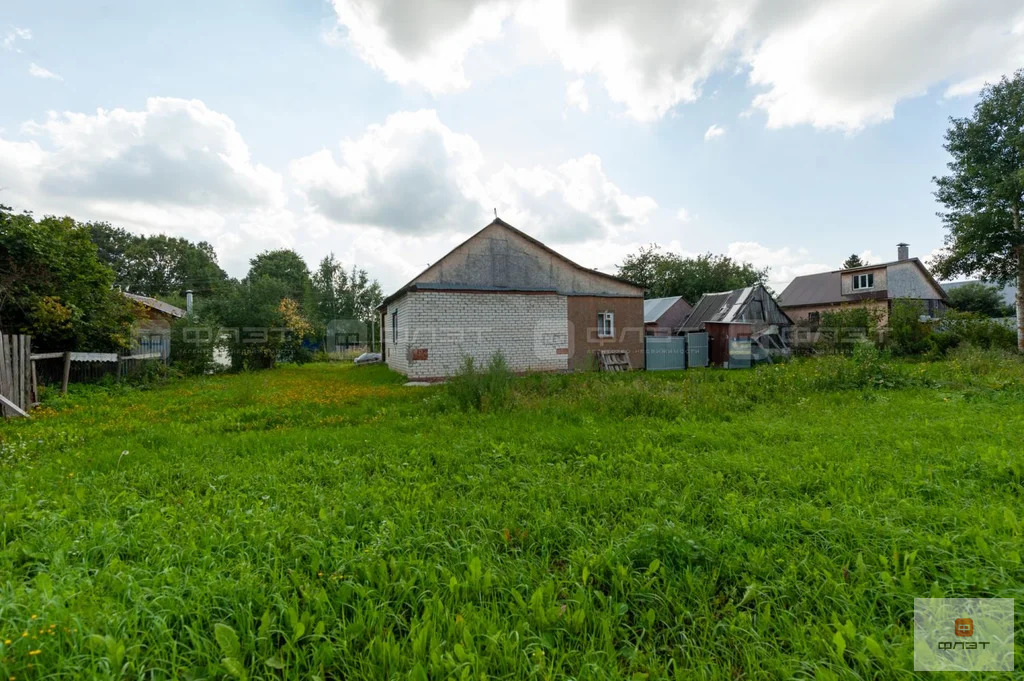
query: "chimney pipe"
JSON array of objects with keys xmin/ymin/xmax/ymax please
[
  {"xmin": 897, "ymin": 243, "xmax": 909, "ymax": 261},
  {"xmin": 185, "ymin": 290, "xmax": 193, "ymax": 314}
]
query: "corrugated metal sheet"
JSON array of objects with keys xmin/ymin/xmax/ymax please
[
  {"xmin": 124, "ymin": 292, "xmax": 186, "ymax": 318},
  {"xmin": 643, "ymin": 296, "xmax": 683, "ymax": 323},
  {"xmin": 680, "ymin": 285, "xmax": 791, "ymax": 331}
]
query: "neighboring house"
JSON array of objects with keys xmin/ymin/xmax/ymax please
[
  {"xmin": 643, "ymin": 296, "xmax": 692, "ymax": 336},
  {"xmin": 778, "ymin": 244, "xmax": 947, "ymax": 326},
  {"xmin": 123, "ymin": 292, "xmax": 185, "ymax": 359},
  {"xmin": 377, "ymin": 218, "xmax": 645, "ymax": 380},
  {"xmin": 679, "ymin": 284, "xmax": 792, "ymax": 366}
]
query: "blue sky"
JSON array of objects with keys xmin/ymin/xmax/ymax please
[{"xmin": 2, "ymin": 0, "xmax": 1022, "ymax": 292}]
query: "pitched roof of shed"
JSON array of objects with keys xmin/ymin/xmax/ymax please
[
  {"xmin": 680, "ymin": 284, "xmax": 792, "ymax": 331},
  {"xmin": 123, "ymin": 292, "xmax": 186, "ymax": 318},
  {"xmin": 643, "ymin": 296, "xmax": 683, "ymax": 323}
]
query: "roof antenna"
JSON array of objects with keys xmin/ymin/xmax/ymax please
[{"xmin": 493, "ymin": 207, "xmax": 497, "ymax": 218}]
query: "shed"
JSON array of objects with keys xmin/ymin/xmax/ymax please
[
  {"xmin": 123, "ymin": 292, "xmax": 185, "ymax": 359},
  {"xmin": 643, "ymin": 296, "xmax": 692, "ymax": 336},
  {"xmin": 679, "ymin": 284, "xmax": 792, "ymax": 366}
]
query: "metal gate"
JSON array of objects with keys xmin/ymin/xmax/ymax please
[
  {"xmin": 686, "ymin": 332, "xmax": 708, "ymax": 368},
  {"xmin": 645, "ymin": 336, "xmax": 686, "ymax": 371}
]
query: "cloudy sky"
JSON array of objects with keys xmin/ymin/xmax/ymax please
[{"xmin": 2, "ymin": 1, "xmax": 1023, "ymax": 292}]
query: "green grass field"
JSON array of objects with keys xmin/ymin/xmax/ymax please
[{"xmin": 1, "ymin": 350, "xmax": 1022, "ymax": 680}]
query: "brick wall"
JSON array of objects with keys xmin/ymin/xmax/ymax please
[{"xmin": 385, "ymin": 291, "xmax": 569, "ymax": 379}]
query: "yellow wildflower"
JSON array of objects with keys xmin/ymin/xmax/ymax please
[{"xmin": 28, "ymin": 649, "xmax": 41, "ymax": 655}]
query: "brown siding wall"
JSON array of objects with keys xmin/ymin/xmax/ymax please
[
  {"xmin": 567, "ymin": 296, "xmax": 645, "ymax": 370},
  {"xmin": 705, "ymin": 322, "xmax": 754, "ymax": 366}
]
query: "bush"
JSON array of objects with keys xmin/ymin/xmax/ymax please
[
  {"xmin": 169, "ymin": 313, "xmax": 215, "ymax": 376},
  {"xmin": 445, "ymin": 352, "xmax": 512, "ymax": 411},
  {"xmin": 929, "ymin": 310, "xmax": 1017, "ymax": 354},
  {"xmin": 816, "ymin": 307, "xmax": 880, "ymax": 354},
  {"xmin": 886, "ymin": 299, "xmax": 932, "ymax": 356}
]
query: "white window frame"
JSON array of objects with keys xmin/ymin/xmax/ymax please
[
  {"xmin": 852, "ymin": 273, "xmax": 874, "ymax": 290},
  {"xmin": 597, "ymin": 311, "xmax": 614, "ymax": 338},
  {"xmin": 391, "ymin": 309, "xmax": 398, "ymax": 344}
]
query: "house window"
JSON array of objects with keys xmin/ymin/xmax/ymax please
[
  {"xmin": 808, "ymin": 311, "xmax": 820, "ymax": 325},
  {"xmin": 597, "ymin": 311, "xmax": 614, "ymax": 338},
  {"xmin": 391, "ymin": 309, "xmax": 398, "ymax": 344},
  {"xmin": 852, "ymin": 273, "xmax": 874, "ymax": 290}
]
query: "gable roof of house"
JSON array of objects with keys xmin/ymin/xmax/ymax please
[
  {"xmin": 378, "ymin": 218, "xmax": 642, "ymax": 309},
  {"xmin": 123, "ymin": 292, "xmax": 186, "ymax": 318},
  {"xmin": 777, "ymin": 258, "xmax": 948, "ymax": 307},
  {"xmin": 680, "ymin": 284, "xmax": 792, "ymax": 331},
  {"xmin": 643, "ymin": 296, "xmax": 684, "ymax": 323}
]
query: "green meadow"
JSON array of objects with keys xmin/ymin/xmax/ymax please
[{"xmin": 1, "ymin": 349, "xmax": 1022, "ymax": 680}]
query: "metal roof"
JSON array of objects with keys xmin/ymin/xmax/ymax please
[
  {"xmin": 123, "ymin": 292, "xmax": 186, "ymax": 318},
  {"xmin": 777, "ymin": 258, "xmax": 947, "ymax": 307},
  {"xmin": 777, "ymin": 271, "xmax": 846, "ymax": 306},
  {"xmin": 643, "ymin": 296, "xmax": 683, "ymax": 323},
  {"xmin": 680, "ymin": 285, "xmax": 792, "ymax": 331}
]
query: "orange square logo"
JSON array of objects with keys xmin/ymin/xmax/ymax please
[{"xmin": 954, "ymin": 618, "xmax": 973, "ymax": 637}]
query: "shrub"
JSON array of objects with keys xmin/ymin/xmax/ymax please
[
  {"xmin": 817, "ymin": 307, "xmax": 881, "ymax": 354},
  {"xmin": 446, "ymin": 352, "xmax": 513, "ymax": 411},
  {"xmin": 929, "ymin": 310, "xmax": 1017, "ymax": 354},
  {"xmin": 886, "ymin": 299, "xmax": 932, "ymax": 356},
  {"xmin": 169, "ymin": 313, "xmax": 215, "ymax": 376}
]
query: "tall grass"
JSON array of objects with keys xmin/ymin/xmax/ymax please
[
  {"xmin": 1, "ymin": 357, "xmax": 1022, "ymax": 679},
  {"xmin": 444, "ymin": 352, "xmax": 512, "ymax": 411}
]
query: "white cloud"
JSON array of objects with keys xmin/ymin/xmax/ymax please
[
  {"xmin": 676, "ymin": 208, "xmax": 692, "ymax": 223},
  {"xmin": 746, "ymin": 0, "xmax": 1024, "ymax": 131},
  {"xmin": 0, "ymin": 98, "xmax": 288, "ymax": 275},
  {"xmin": 327, "ymin": 0, "xmax": 1024, "ymax": 128},
  {"xmin": 326, "ymin": 0, "xmax": 512, "ymax": 93},
  {"xmin": 704, "ymin": 124, "xmax": 725, "ymax": 141},
  {"xmin": 726, "ymin": 241, "xmax": 830, "ymax": 291},
  {"xmin": 565, "ymin": 78, "xmax": 589, "ymax": 113},
  {"xmin": 487, "ymin": 154, "xmax": 657, "ymax": 242},
  {"xmin": 2, "ymin": 26, "xmax": 31, "ymax": 52},
  {"xmin": 292, "ymin": 110, "xmax": 656, "ymax": 244},
  {"xmin": 858, "ymin": 249, "xmax": 879, "ymax": 265},
  {"xmin": 28, "ymin": 63, "xmax": 62, "ymax": 81},
  {"xmin": 290, "ymin": 110, "xmax": 486, "ymax": 235}
]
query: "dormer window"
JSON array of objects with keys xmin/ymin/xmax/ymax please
[{"xmin": 852, "ymin": 273, "xmax": 874, "ymax": 290}]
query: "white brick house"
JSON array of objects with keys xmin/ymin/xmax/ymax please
[{"xmin": 378, "ymin": 219, "xmax": 645, "ymax": 380}]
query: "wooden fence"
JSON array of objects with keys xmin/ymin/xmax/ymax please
[
  {"xmin": 0, "ymin": 331, "xmax": 168, "ymax": 418},
  {"xmin": 0, "ymin": 334, "xmax": 34, "ymax": 418}
]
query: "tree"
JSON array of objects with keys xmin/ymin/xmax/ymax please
[
  {"xmin": 246, "ymin": 250, "xmax": 312, "ymax": 304},
  {"xmin": 311, "ymin": 253, "xmax": 383, "ymax": 346},
  {"xmin": 0, "ymin": 206, "xmax": 136, "ymax": 350},
  {"xmin": 617, "ymin": 245, "xmax": 768, "ymax": 302},
  {"xmin": 842, "ymin": 254, "xmax": 865, "ymax": 269},
  {"xmin": 932, "ymin": 69, "xmax": 1024, "ymax": 350},
  {"xmin": 206, "ymin": 277, "xmax": 299, "ymax": 369},
  {"xmin": 88, "ymin": 223, "xmax": 229, "ymax": 297},
  {"xmin": 945, "ymin": 282, "xmax": 1013, "ymax": 317}
]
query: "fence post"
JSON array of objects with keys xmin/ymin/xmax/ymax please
[
  {"xmin": 30, "ymin": 358, "xmax": 38, "ymax": 405},
  {"xmin": 61, "ymin": 351, "xmax": 71, "ymax": 395},
  {"xmin": 0, "ymin": 334, "xmax": 8, "ymax": 417}
]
